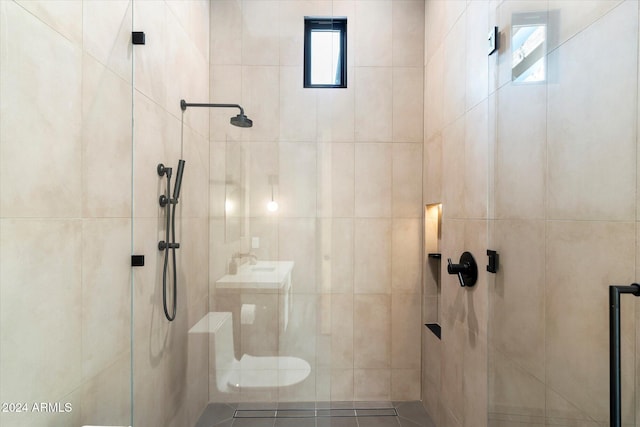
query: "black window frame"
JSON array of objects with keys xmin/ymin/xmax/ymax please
[{"xmin": 303, "ymin": 17, "xmax": 347, "ymax": 89}]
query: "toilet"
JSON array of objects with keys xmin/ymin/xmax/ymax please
[{"xmin": 189, "ymin": 312, "xmax": 311, "ymax": 394}]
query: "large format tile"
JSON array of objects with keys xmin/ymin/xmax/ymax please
[
  {"xmin": 391, "ymin": 294, "xmax": 421, "ymax": 370},
  {"xmin": 166, "ymin": 0, "xmax": 210, "ymax": 61},
  {"xmin": 547, "ymin": 0, "xmax": 637, "ymax": 221},
  {"xmin": 279, "ymin": 67, "xmax": 317, "ymax": 142},
  {"xmin": 80, "ymin": 352, "xmax": 131, "ymax": 427},
  {"xmin": 354, "ymin": 219, "xmax": 391, "ymax": 294},
  {"xmin": 165, "ymin": 13, "xmax": 209, "ymax": 135},
  {"xmin": 210, "ymin": 0, "xmax": 242, "ymax": 65},
  {"xmin": 16, "ymin": 0, "xmax": 83, "ymax": 44},
  {"xmin": 465, "ymin": 0, "xmax": 489, "ymax": 110},
  {"xmin": 181, "ymin": 217, "xmax": 210, "ymax": 329},
  {"xmin": 241, "ymin": 0, "xmax": 280, "ymax": 66},
  {"xmin": 317, "ymin": 143, "xmax": 355, "ymax": 218},
  {"xmin": 354, "ymin": 67, "xmax": 393, "ymax": 142},
  {"xmin": 0, "ymin": 219, "xmax": 82, "ymax": 403},
  {"xmin": 132, "ymin": 92, "xmax": 181, "ymax": 219},
  {"xmin": 463, "ymin": 331, "xmax": 487, "ymax": 427},
  {"xmin": 464, "ymin": 101, "xmax": 488, "ymax": 220},
  {"xmin": 317, "ymin": 82, "xmax": 356, "ymax": 143},
  {"xmin": 441, "ymin": 118, "xmax": 465, "ymax": 220},
  {"xmin": 393, "ymin": 68, "xmax": 424, "ymax": 143},
  {"xmin": 392, "ymin": 1, "xmax": 425, "ymax": 67},
  {"xmin": 248, "ymin": 142, "xmax": 279, "ymax": 218},
  {"xmin": 546, "ymin": 220, "xmax": 636, "ymax": 423},
  {"xmin": 82, "ymin": 54, "xmax": 132, "ymax": 218},
  {"xmin": 278, "ymin": 218, "xmax": 317, "ymax": 294},
  {"xmin": 423, "ymin": 134, "xmax": 442, "ymax": 205},
  {"xmin": 424, "ymin": 46, "xmax": 444, "ymax": 141},
  {"xmin": 355, "ymin": 143, "xmax": 392, "ymax": 218},
  {"xmin": 81, "ymin": 219, "xmax": 131, "ymax": 380},
  {"xmin": 279, "ymin": 142, "xmax": 317, "ymax": 218},
  {"xmin": 547, "ymin": 0, "xmax": 625, "ymax": 52},
  {"xmin": 488, "ymin": 348, "xmax": 545, "ymax": 420},
  {"xmin": 210, "ymin": 65, "xmax": 243, "ymax": 142},
  {"xmin": 490, "ymin": 220, "xmax": 545, "ymax": 381},
  {"xmin": 424, "ymin": 0, "xmax": 445, "ymax": 64},
  {"xmin": 354, "ymin": 370, "xmax": 391, "ymax": 401},
  {"xmin": 83, "ymin": 0, "xmax": 132, "ymax": 82},
  {"xmin": 329, "ymin": 293, "xmax": 354, "ymax": 368},
  {"xmin": 317, "ymin": 218, "xmax": 354, "ymax": 294},
  {"xmin": 494, "ymin": 83, "xmax": 546, "ymax": 220},
  {"xmin": 133, "ymin": 0, "xmax": 167, "ymax": 107},
  {"xmin": 0, "ymin": 1, "xmax": 82, "ymax": 218},
  {"xmin": 355, "ymin": 0, "xmax": 392, "ymax": 67},
  {"xmin": 354, "ymin": 294, "xmax": 391, "ymax": 369},
  {"xmin": 242, "ymin": 66, "xmax": 281, "ymax": 142},
  {"xmin": 392, "ymin": 143, "xmax": 423, "ymax": 218},
  {"xmin": 391, "ymin": 219, "xmax": 421, "ymax": 294},
  {"xmin": 181, "ymin": 126, "xmax": 211, "ymax": 219},
  {"xmin": 440, "ymin": 323, "xmax": 465, "ymax": 424},
  {"xmin": 442, "ymin": 11, "xmax": 466, "ymax": 126}
]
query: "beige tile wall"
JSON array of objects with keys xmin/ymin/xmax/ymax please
[
  {"xmin": 423, "ymin": 0, "xmax": 640, "ymax": 426},
  {"xmin": 0, "ymin": 1, "xmax": 130, "ymax": 426},
  {"xmin": 209, "ymin": 0, "xmax": 425, "ymax": 403},
  {"xmin": 0, "ymin": 0, "xmax": 210, "ymax": 426}
]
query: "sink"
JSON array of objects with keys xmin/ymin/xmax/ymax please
[
  {"xmin": 250, "ymin": 266, "xmax": 276, "ymax": 272},
  {"xmin": 214, "ymin": 260, "xmax": 295, "ymax": 334},
  {"xmin": 215, "ymin": 261, "xmax": 295, "ymax": 291}
]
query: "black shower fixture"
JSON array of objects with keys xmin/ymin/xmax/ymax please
[
  {"xmin": 447, "ymin": 251, "xmax": 478, "ymax": 287},
  {"xmin": 158, "ymin": 160, "xmax": 186, "ymax": 322},
  {"xmin": 180, "ymin": 99, "xmax": 253, "ymax": 128}
]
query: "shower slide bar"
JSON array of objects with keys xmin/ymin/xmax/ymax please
[
  {"xmin": 158, "ymin": 160, "xmax": 186, "ymax": 322},
  {"xmin": 609, "ymin": 283, "xmax": 640, "ymax": 427}
]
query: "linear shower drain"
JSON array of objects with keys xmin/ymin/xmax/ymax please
[{"xmin": 233, "ymin": 407, "xmax": 398, "ymax": 418}]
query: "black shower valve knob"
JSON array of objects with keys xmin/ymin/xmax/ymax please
[{"xmin": 447, "ymin": 251, "xmax": 478, "ymax": 287}]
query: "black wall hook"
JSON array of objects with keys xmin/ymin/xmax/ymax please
[{"xmin": 447, "ymin": 251, "xmax": 478, "ymax": 287}]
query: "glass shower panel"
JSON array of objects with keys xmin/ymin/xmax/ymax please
[
  {"xmin": 488, "ymin": 1, "xmax": 638, "ymax": 425},
  {"xmin": 0, "ymin": 1, "xmax": 134, "ymax": 426},
  {"xmin": 203, "ymin": 0, "xmax": 425, "ymax": 415},
  {"xmin": 208, "ymin": 136, "xmax": 319, "ymax": 404}
]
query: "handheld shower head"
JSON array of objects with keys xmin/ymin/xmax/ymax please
[{"xmin": 173, "ymin": 159, "xmax": 186, "ymax": 200}]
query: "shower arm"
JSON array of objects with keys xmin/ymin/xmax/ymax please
[{"xmin": 180, "ymin": 100, "xmax": 245, "ymax": 116}]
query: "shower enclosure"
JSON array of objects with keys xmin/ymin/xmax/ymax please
[
  {"xmin": 421, "ymin": 1, "xmax": 640, "ymax": 426},
  {"xmin": 1, "ymin": 1, "xmax": 425, "ymax": 426}
]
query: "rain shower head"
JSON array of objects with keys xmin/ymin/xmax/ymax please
[
  {"xmin": 230, "ymin": 114, "xmax": 253, "ymax": 128},
  {"xmin": 180, "ymin": 100, "xmax": 253, "ymax": 128}
]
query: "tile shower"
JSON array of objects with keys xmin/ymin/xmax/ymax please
[{"xmin": 2, "ymin": 1, "xmax": 640, "ymax": 427}]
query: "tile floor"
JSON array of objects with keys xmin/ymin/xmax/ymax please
[{"xmin": 195, "ymin": 401, "xmax": 436, "ymax": 427}]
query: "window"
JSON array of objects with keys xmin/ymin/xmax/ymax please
[
  {"xmin": 304, "ymin": 17, "xmax": 347, "ymax": 88},
  {"xmin": 511, "ymin": 12, "xmax": 547, "ymax": 83}
]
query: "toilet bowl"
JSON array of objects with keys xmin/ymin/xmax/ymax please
[{"xmin": 190, "ymin": 312, "xmax": 311, "ymax": 393}]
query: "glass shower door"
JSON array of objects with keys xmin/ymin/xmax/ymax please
[
  {"xmin": 0, "ymin": 1, "xmax": 134, "ymax": 426},
  {"xmin": 487, "ymin": 1, "xmax": 639, "ymax": 425}
]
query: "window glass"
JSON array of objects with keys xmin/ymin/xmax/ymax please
[{"xmin": 304, "ymin": 18, "xmax": 347, "ymax": 88}]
